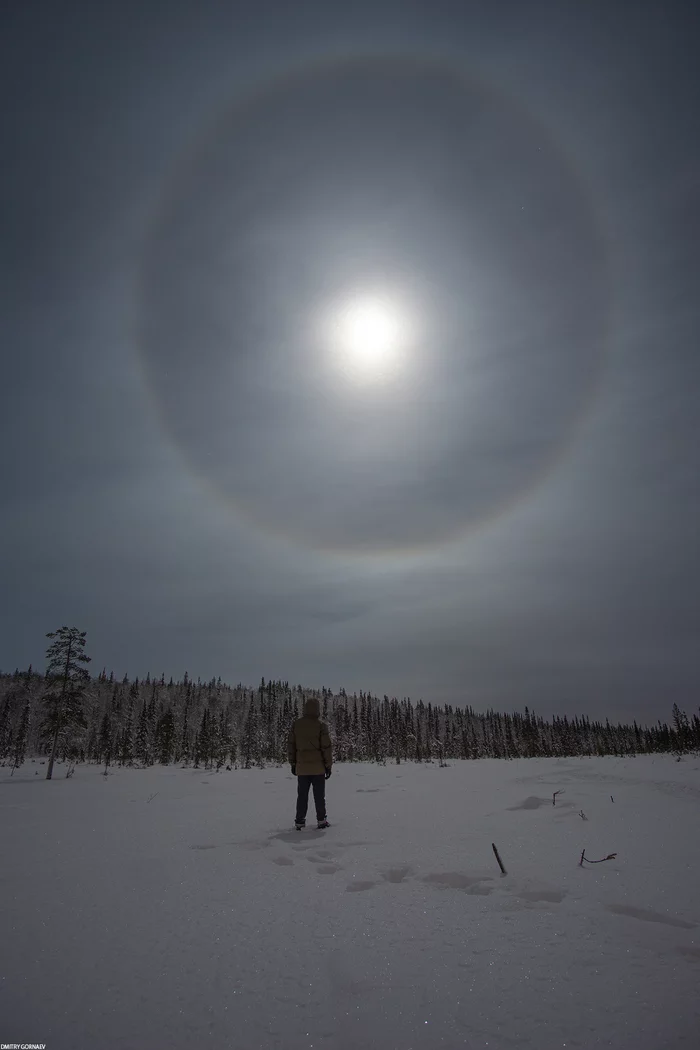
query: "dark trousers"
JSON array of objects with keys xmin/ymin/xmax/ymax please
[{"xmin": 296, "ymin": 774, "xmax": 327, "ymax": 824}]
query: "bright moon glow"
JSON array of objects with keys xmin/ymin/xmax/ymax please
[{"xmin": 328, "ymin": 294, "xmax": 409, "ymax": 383}]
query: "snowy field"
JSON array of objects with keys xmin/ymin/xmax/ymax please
[{"xmin": 1, "ymin": 755, "xmax": 698, "ymax": 1050}]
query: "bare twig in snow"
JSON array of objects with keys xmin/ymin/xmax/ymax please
[
  {"xmin": 553, "ymin": 790, "xmax": 563, "ymax": 806},
  {"xmin": 146, "ymin": 792, "xmax": 158, "ymax": 803},
  {"xmin": 579, "ymin": 810, "xmax": 588, "ymax": 820},
  {"xmin": 492, "ymin": 842, "xmax": 507, "ymax": 875},
  {"xmin": 580, "ymin": 850, "xmax": 617, "ymax": 866}
]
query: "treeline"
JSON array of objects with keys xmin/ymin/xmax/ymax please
[{"xmin": 1, "ymin": 663, "xmax": 698, "ymax": 773}]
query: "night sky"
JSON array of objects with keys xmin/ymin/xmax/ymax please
[{"xmin": 2, "ymin": 1, "xmax": 698, "ymax": 724}]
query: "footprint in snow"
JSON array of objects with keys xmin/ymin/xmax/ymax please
[
  {"xmin": 381, "ymin": 866, "xmax": 412, "ymax": 884},
  {"xmin": 346, "ymin": 881, "xmax": 376, "ymax": 892},
  {"xmin": 515, "ymin": 888, "xmax": 567, "ymax": 904},
  {"xmin": 422, "ymin": 873, "xmax": 494, "ymax": 895},
  {"xmin": 606, "ymin": 904, "xmax": 695, "ymax": 929},
  {"xmin": 677, "ymin": 946, "xmax": 700, "ymax": 960},
  {"xmin": 272, "ymin": 856, "xmax": 294, "ymax": 866},
  {"xmin": 268, "ymin": 831, "xmax": 311, "ymax": 845},
  {"xmin": 508, "ymin": 796, "xmax": 573, "ymax": 811},
  {"xmin": 465, "ymin": 883, "xmax": 493, "ymax": 896},
  {"xmin": 316, "ymin": 865, "xmax": 341, "ymax": 874},
  {"xmin": 507, "ymin": 796, "xmax": 549, "ymax": 810}
]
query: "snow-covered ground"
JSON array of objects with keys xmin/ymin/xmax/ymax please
[{"xmin": 1, "ymin": 755, "xmax": 698, "ymax": 1050}]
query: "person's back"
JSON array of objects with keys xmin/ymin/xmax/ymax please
[{"xmin": 288, "ymin": 697, "xmax": 333, "ymax": 829}]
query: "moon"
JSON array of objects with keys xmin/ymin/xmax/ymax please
[{"xmin": 328, "ymin": 293, "xmax": 409, "ymax": 383}]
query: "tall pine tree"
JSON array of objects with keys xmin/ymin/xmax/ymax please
[{"xmin": 42, "ymin": 627, "xmax": 91, "ymax": 780}]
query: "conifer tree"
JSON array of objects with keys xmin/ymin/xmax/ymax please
[
  {"xmin": 243, "ymin": 702, "xmax": 260, "ymax": 769},
  {"xmin": 672, "ymin": 704, "xmax": 691, "ymax": 756},
  {"xmin": 11, "ymin": 695, "xmax": 31, "ymax": 774},
  {"xmin": 156, "ymin": 707, "xmax": 176, "ymax": 764},
  {"xmin": 120, "ymin": 688, "xmax": 135, "ymax": 766},
  {"xmin": 42, "ymin": 627, "xmax": 91, "ymax": 780},
  {"xmin": 196, "ymin": 709, "xmax": 211, "ymax": 769},
  {"xmin": 135, "ymin": 701, "xmax": 153, "ymax": 765},
  {"xmin": 215, "ymin": 707, "xmax": 230, "ymax": 770},
  {"xmin": 179, "ymin": 705, "xmax": 191, "ymax": 765},
  {"xmin": 0, "ymin": 692, "xmax": 15, "ymax": 760},
  {"xmin": 415, "ymin": 718, "xmax": 423, "ymax": 762},
  {"xmin": 99, "ymin": 709, "xmax": 113, "ymax": 774}
]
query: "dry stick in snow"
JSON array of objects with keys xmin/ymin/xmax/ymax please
[
  {"xmin": 492, "ymin": 843, "xmax": 507, "ymax": 875},
  {"xmin": 611, "ymin": 795, "xmax": 615, "ymax": 803},
  {"xmin": 553, "ymin": 790, "xmax": 563, "ymax": 806},
  {"xmin": 146, "ymin": 792, "xmax": 158, "ymax": 803},
  {"xmin": 579, "ymin": 810, "xmax": 588, "ymax": 820},
  {"xmin": 579, "ymin": 849, "xmax": 617, "ymax": 866}
]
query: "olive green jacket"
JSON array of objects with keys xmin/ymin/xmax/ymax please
[{"xmin": 288, "ymin": 697, "xmax": 333, "ymax": 775}]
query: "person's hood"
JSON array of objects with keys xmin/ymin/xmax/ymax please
[{"xmin": 303, "ymin": 697, "xmax": 321, "ymax": 718}]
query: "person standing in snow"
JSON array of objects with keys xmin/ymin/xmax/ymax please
[{"xmin": 288, "ymin": 697, "xmax": 333, "ymax": 830}]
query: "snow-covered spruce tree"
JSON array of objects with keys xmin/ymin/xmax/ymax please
[
  {"xmin": 0, "ymin": 690, "xmax": 17, "ymax": 761},
  {"xmin": 11, "ymin": 695, "xmax": 31, "ymax": 774},
  {"xmin": 692, "ymin": 710, "xmax": 700, "ymax": 752},
  {"xmin": 414, "ymin": 717, "xmax": 423, "ymax": 762},
  {"xmin": 156, "ymin": 707, "xmax": 176, "ymax": 764},
  {"xmin": 242, "ymin": 702, "xmax": 259, "ymax": 769},
  {"xmin": 207, "ymin": 707, "xmax": 221, "ymax": 769},
  {"xmin": 146, "ymin": 684, "xmax": 157, "ymax": 743},
  {"xmin": 179, "ymin": 688, "xmax": 192, "ymax": 765},
  {"xmin": 99, "ymin": 709, "xmax": 113, "ymax": 774},
  {"xmin": 119, "ymin": 685, "xmax": 135, "ymax": 766},
  {"xmin": 42, "ymin": 627, "xmax": 91, "ymax": 780},
  {"xmin": 215, "ymin": 706, "xmax": 230, "ymax": 770},
  {"xmin": 672, "ymin": 703, "xmax": 691, "ymax": 756},
  {"xmin": 195, "ymin": 709, "xmax": 211, "ymax": 769},
  {"xmin": 134, "ymin": 701, "xmax": 153, "ymax": 766}
]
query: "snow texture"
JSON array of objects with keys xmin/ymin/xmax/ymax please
[{"xmin": 1, "ymin": 755, "xmax": 698, "ymax": 1049}]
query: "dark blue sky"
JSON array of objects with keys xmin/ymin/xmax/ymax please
[{"xmin": 1, "ymin": 1, "xmax": 698, "ymax": 723}]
